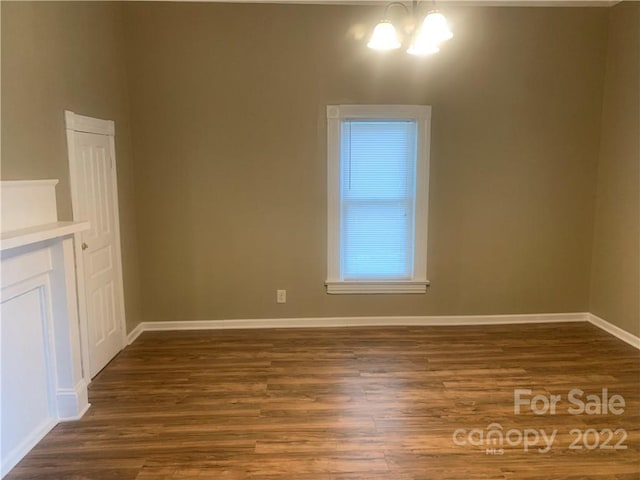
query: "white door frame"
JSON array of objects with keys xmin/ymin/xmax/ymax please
[{"xmin": 64, "ymin": 110, "xmax": 127, "ymax": 384}]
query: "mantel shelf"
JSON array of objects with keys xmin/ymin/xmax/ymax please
[{"xmin": 1, "ymin": 221, "xmax": 90, "ymax": 252}]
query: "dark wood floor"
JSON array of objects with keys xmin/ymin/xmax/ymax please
[{"xmin": 7, "ymin": 323, "xmax": 640, "ymax": 479}]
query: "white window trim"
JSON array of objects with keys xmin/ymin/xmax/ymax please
[{"xmin": 326, "ymin": 104, "xmax": 431, "ymax": 294}]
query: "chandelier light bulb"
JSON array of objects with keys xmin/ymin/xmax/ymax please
[
  {"xmin": 421, "ymin": 11, "xmax": 454, "ymax": 45},
  {"xmin": 367, "ymin": 21, "xmax": 401, "ymax": 51}
]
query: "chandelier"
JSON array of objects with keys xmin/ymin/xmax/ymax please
[{"xmin": 368, "ymin": 1, "xmax": 453, "ymax": 56}]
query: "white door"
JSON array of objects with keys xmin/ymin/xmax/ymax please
[{"xmin": 66, "ymin": 112, "xmax": 126, "ymax": 378}]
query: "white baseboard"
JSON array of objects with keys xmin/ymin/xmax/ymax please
[
  {"xmin": 127, "ymin": 312, "xmax": 587, "ymax": 338},
  {"xmin": 58, "ymin": 403, "xmax": 91, "ymax": 423},
  {"xmin": 56, "ymin": 380, "xmax": 90, "ymax": 420},
  {"xmin": 126, "ymin": 322, "xmax": 144, "ymax": 345},
  {"xmin": 124, "ymin": 312, "xmax": 639, "ymax": 350},
  {"xmin": 1, "ymin": 418, "xmax": 57, "ymax": 477},
  {"xmin": 587, "ymin": 313, "xmax": 640, "ymax": 349}
]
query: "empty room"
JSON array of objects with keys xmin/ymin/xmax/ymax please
[{"xmin": 1, "ymin": 0, "xmax": 639, "ymax": 478}]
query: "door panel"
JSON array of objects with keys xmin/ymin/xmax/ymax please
[{"xmin": 73, "ymin": 131, "xmax": 123, "ymax": 377}]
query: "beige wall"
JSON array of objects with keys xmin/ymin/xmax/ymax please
[
  {"xmin": 1, "ymin": 2, "xmax": 142, "ymax": 331},
  {"xmin": 123, "ymin": 3, "xmax": 608, "ymax": 322},
  {"xmin": 5, "ymin": 3, "xmax": 629, "ymax": 331},
  {"xmin": 590, "ymin": 2, "xmax": 640, "ymax": 337}
]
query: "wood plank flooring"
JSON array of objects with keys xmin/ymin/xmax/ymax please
[{"xmin": 6, "ymin": 323, "xmax": 640, "ymax": 479}]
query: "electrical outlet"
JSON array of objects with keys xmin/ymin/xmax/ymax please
[{"xmin": 276, "ymin": 289, "xmax": 287, "ymax": 304}]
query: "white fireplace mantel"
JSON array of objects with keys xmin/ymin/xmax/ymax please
[
  {"xmin": 1, "ymin": 180, "xmax": 90, "ymax": 477},
  {"xmin": 1, "ymin": 221, "xmax": 89, "ymax": 252}
]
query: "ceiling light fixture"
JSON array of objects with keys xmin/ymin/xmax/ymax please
[
  {"xmin": 368, "ymin": 1, "xmax": 453, "ymax": 56},
  {"xmin": 367, "ymin": 20, "xmax": 402, "ymax": 50}
]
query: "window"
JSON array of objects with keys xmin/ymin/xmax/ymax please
[{"xmin": 326, "ymin": 105, "xmax": 431, "ymax": 294}]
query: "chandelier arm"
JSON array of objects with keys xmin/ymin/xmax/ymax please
[{"xmin": 382, "ymin": 2, "xmax": 411, "ymax": 19}]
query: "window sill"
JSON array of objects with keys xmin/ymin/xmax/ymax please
[{"xmin": 325, "ymin": 281, "xmax": 430, "ymax": 294}]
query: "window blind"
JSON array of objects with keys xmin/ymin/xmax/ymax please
[{"xmin": 340, "ymin": 120, "xmax": 417, "ymax": 280}]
